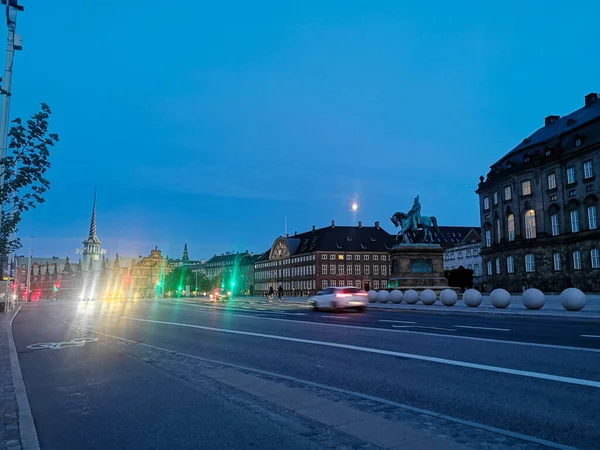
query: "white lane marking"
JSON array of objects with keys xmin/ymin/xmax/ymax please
[
  {"xmin": 270, "ymin": 312, "xmax": 307, "ymax": 316},
  {"xmin": 320, "ymin": 315, "xmax": 349, "ymax": 319},
  {"xmin": 455, "ymin": 325, "xmax": 511, "ymax": 332},
  {"xmin": 27, "ymin": 337, "xmax": 98, "ymax": 351},
  {"xmin": 66, "ymin": 321, "xmax": 578, "ymax": 450},
  {"xmin": 581, "ymin": 335, "xmax": 600, "ymax": 339},
  {"xmin": 120, "ymin": 316, "xmax": 600, "ymax": 389},
  {"xmin": 392, "ymin": 325, "xmax": 456, "ymax": 332},
  {"xmin": 378, "ymin": 320, "xmax": 417, "ymax": 324},
  {"xmin": 116, "ymin": 301, "xmax": 600, "ymax": 354}
]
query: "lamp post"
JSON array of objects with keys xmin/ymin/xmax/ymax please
[{"xmin": 25, "ymin": 235, "xmax": 33, "ymax": 301}]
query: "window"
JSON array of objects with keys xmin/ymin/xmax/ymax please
[
  {"xmin": 458, "ymin": 252, "xmax": 464, "ymax": 259},
  {"xmin": 364, "ymin": 255, "xmax": 369, "ymax": 261},
  {"xmin": 322, "ymin": 265, "xmax": 327, "ymax": 274},
  {"xmin": 570, "ymin": 210, "xmax": 580, "ymax": 233},
  {"xmin": 550, "ymin": 194, "xmax": 557, "ymax": 201},
  {"xmin": 567, "ymin": 166, "xmax": 576, "ymax": 184},
  {"xmin": 575, "ymin": 138, "xmax": 581, "ymax": 147},
  {"xmin": 507, "ymin": 214, "xmax": 515, "ymax": 241},
  {"xmin": 525, "ymin": 210, "xmax": 536, "ymax": 239},
  {"xmin": 485, "ymin": 229, "xmax": 492, "ymax": 247},
  {"xmin": 381, "ymin": 265, "xmax": 387, "ymax": 275},
  {"xmin": 372, "ymin": 280, "xmax": 379, "ymax": 289},
  {"xmin": 496, "ymin": 218, "xmax": 501, "ymax": 243},
  {"xmin": 355, "ymin": 265, "xmax": 360, "ymax": 275},
  {"xmin": 337, "ymin": 254, "xmax": 344, "ymax": 260},
  {"xmin": 592, "ymin": 249, "xmax": 600, "ymax": 269},
  {"xmin": 346, "ymin": 254, "xmax": 352, "ymax": 260},
  {"xmin": 495, "ymin": 258, "xmax": 500, "ymax": 274},
  {"xmin": 330, "ymin": 254, "xmax": 335, "ymax": 260},
  {"xmin": 551, "ymin": 214, "xmax": 559, "ymax": 236},
  {"xmin": 450, "ymin": 253, "xmax": 455, "ymax": 260},
  {"xmin": 473, "ymin": 248, "xmax": 478, "ymax": 257},
  {"xmin": 330, "ymin": 280, "xmax": 336, "ymax": 287},
  {"xmin": 568, "ymin": 189, "xmax": 577, "ymax": 198},
  {"xmin": 355, "ymin": 255, "xmax": 361, "ymax": 260},
  {"xmin": 588, "ymin": 206, "xmax": 597, "ymax": 229},
  {"xmin": 373, "ymin": 255, "xmax": 379, "ymax": 261},
  {"xmin": 525, "ymin": 254, "xmax": 535, "ymax": 272},
  {"xmin": 466, "ymin": 250, "xmax": 471, "ymax": 257},
  {"xmin": 547, "ymin": 173, "xmax": 556, "ymax": 190},
  {"xmin": 553, "ymin": 253, "xmax": 561, "ymax": 271},
  {"xmin": 347, "ymin": 264, "xmax": 352, "ymax": 275},
  {"xmin": 483, "ymin": 196, "xmax": 490, "ymax": 210},
  {"xmin": 584, "ymin": 161, "xmax": 593, "ymax": 179},
  {"xmin": 322, "ymin": 280, "xmax": 328, "ymax": 288},
  {"xmin": 487, "ymin": 261, "xmax": 493, "ymax": 275},
  {"xmin": 338, "ymin": 264, "xmax": 344, "ymax": 275},
  {"xmin": 573, "ymin": 251, "xmax": 582, "ymax": 270},
  {"xmin": 364, "ymin": 265, "xmax": 370, "ymax": 275},
  {"xmin": 373, "ymin": 265, "xmax": 379, "ymax": 275},
  {"xmin": 355, "ymin": 280, "xmax": 361, "ymax": 288},
  {"xmin": 474, "ymin": 264, "xmax": 480, "ymax": 276},
  {"xmin": 522, "ymin": 180, "xmax": 531, "ymax": 196},
  {"xmin": 493, "ymin": 192, "xmax": 498, "ymax": 205},
  {"xmin": 504, "ymin": 186, "xmax": 512, "ymax": 201},
  {"xmin": 507, "ymin": 256, "xmax": 515, "ymax": 274},
  {"xmin": 330, "ymin": 264, "xmax": 336, "ymax": 274},
  {"xmin": 381, "ymin": 255, "xmax": 387, "ymax": 261}
]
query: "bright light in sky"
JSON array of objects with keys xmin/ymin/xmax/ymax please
[{"xmin": 351, "ymin": 203, "xmax": 358, "ymax": 211}]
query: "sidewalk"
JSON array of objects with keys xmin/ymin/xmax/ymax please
[{"xmin": 0, "ymin": 307, "xmax": 22, "ymax": 450}]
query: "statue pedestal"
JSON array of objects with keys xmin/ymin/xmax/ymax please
[{"xmin": 388, "ymin": 244, "xmax": 455, "ymax": 293}]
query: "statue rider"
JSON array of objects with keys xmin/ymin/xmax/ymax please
[{"xmin": 407, "ymin": 195, "xmax": 421, "ymax": 230}]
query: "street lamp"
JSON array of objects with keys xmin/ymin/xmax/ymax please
[{"xmin": 25, "ymin": 235, "xmax": 33, "ymax": 301}]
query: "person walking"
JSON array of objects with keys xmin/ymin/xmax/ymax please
[
  {"xmin": 277, "ymin": 285, "xmax": 284, "ymax": 303},
  {"xmin": 268, "ymin": 286, "xmax": 274, "ymax": 303}
]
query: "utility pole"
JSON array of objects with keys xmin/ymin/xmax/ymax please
[{"xmin": 25, "ymin": 235, "xmax": 33, "ymax": 301}]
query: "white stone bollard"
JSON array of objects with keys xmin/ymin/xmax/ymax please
[
  {"xmin": 404, "ymin": 289, "xmax": 419, "ymax": 304},
  {"xmin": 389, "ymin": 290, "xmax": 403, "ymax": 304},
  {"xmin": 560, "ymin": 288, "xmax": 586, "ymax": 311},
  {"xmin": 440, "ymin": 289, "xmax": 458, "ymax": 306},
  {"xmin": 420, "ymin": 289, "xmax": 437, "ymax": 305},
  {"xmin": 376, "ymin": 289, "xmax": 390, "ymax": 303},
  {"xmin": 490, "ymin": 288, "xmax": 511, "ymax": 309},
  {"xmin": 463, "ymin": 289, "xmax": 482, "ymax": 307},
  {"xmin": 522, "ymin": 288, "xmax": 545, "ymax": 310},
  {"xmin": 368, "ymin": 289, "xmax": 378, "ymax": 303}
]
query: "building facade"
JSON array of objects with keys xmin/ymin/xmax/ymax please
[
  {"xmin": 476, "ymin": 92, "xmax": 600, "ymax": 292},
  {"xmin": 254, "ymin": 221, "xmax": 393, "ymax": 295},
  {"xmin": 443, "ymin": 229, "xmax": 483, "ymax": 276}
]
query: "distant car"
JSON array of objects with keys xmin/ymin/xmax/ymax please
[
  {"xmin": 308, "ymin": 287, "xmax": 368, "ymax": 312},
  {"xmin": 209, "ymin": 288, "xmax": 231, "ymax": 302}
]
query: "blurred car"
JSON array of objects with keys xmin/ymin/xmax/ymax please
[
  {"xmin": 308, "ymin": 287, "xmax": 368, "ymax": 312},
  {"xmin": 209, "ymin": 288, "xmax": 231, "ymax": 302}
]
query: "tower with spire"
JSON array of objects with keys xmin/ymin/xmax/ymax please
[
  {"xmin": 82, "ymin": 189, "xmax": 102, "ymax": 272},
  {"xmin": 182, "ymin": 243, "xmax": 189, "ymax": 262}
]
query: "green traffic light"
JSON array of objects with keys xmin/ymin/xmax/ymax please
[{"xmin": 178, "ymin": 286, "xmax": 182, "ymax": 291}]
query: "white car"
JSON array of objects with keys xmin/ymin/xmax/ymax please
[{"xmin": 308, "ymin": 287, "xmax": 368, "ymax": 312}]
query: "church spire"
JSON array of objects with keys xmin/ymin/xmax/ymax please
[
  {"xmin": 87, "ymin": 188, "xmax": 100, "ymax": 244},
  {"xmin": 182, "ymin": 243, "xmax": 189, "ymax": 261}
]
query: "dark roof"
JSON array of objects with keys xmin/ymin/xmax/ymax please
[
  {"xmin": 206, "ymin": 252, "xmax": 250, "ymax": 266},
  {"xmin": 403, "ymin": 226, "xmax": 480, "ymax": 248},
  {"xmin": 498, "ymin": 94, "xmax": 600, "ymax": 164}
]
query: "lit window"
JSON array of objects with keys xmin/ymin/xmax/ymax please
[
  {"xmin": 381, "ymin": 265, "xmax": 387, "ymax": 275},
  {"xmin": 483, "ymin": 196, "xmax": 490, "ymax": 210},
  {"xmin": 573, "ymin": 251, "xmax": 582, "ymax": 270},
  {"xmin": 570, "ymin": 210, "xmax": 580, "ymax": 233},
  {"xmin": 330, "ymin": 264, "xmax": 336, "ymax": 274},
  {"xmin": 567, "ymin": 166, "xmax": 576, "ymax": 184},
  {"xmin": 584, "ymin": 161, "xmax": 593, "ymax": 179},
  {"xmin": 504, "ymin": 186, "xmax": 512, "ymax": 201},
  {"xmin": 487, "ymin": 261, "xmax": 493, "ymax": 275},
  {"xmin": 337, "ymin": 254, "xmax": 344, "ymax": 260},
  {"xmin": 355, "ymin": 265, "xmax": 361, "ymax": 275},
  {"xmin": 507, "ymin": 256, "xmax": 515, "ymax": 274},
  {"xmin": 525, "ymin": 210, "xmax": 536, "ymax": 239},
  {"xmin": 347, "ymin": 264, "xmax": 352, "ymax": 275},
  {"xmin": 525, "ymin": 254, "xmax": 535, "ymax": 272},
  {"xmin": 322, "ymin": 265, "xmax": 328, "ymax": 274},
  {"xmin": 496, "ymin": 218, "xmax": 501, "ymax": 243},
  {"xmin": 547, "ymin": 173, "xmax": 556, "ymax": 190},
  {"xmin": 485, "ymin": 230, "xmax": 492, "ymax": 247},
  {"xmin": 507, "ymin": 214, "xmax": 515, "ymax": 241},
  {"xmin": 493, "ymin": 192, "xmax": 498, "ymax": 205},
  {"xmin": 522, "ymin": 180, "xmax": 532, "ymax": 196},
  {"xmin": 553, "ymin": 253, "xmax": 561, "ymax": 271},
  {"xmin": 588, "ymin": 206, "xmax": 597, "ymax": 230},
  {"xmin": 495, "ymin": 258, "xmax": 500, "ymax": 274},
  {"xmin": 592, "ymin": 249, "xmax": 600, "ymax": 269}
]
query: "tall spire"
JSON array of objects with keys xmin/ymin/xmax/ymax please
[
  {"xmin": 89, "ymin": 188, "xmax": 99, "ymax": 241},
  {"xmin": 182, "ymin": 243, "xmax": 189, "ymax": 261}
]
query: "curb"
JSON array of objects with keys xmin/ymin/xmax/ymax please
[{"xmin": 8, "ymin": 306, "xmax": 40, "ymax": 450}]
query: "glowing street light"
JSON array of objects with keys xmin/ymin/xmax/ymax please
[{"xmin": 351, "ymin": 202, "xmax": 358, "ymax": 211}]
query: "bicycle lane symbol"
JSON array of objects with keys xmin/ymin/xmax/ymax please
[{"xmin": 27, "ymin": 337, "xmax": 98, "ymax": 351}]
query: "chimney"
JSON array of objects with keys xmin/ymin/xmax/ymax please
[
  {"xmin": 312, "ymin": 225, "xmax": 315, "ymax": 231},
  {"xmin": 294, "ymin": 231, "xmax": 297, "ymax": 236},
  {"xmin": 358, "ymin": 221, "xmax": 362, "ymax": 228},
  {"xmin": 585, "ymin": 92, "xmax": 598, "ymax": 107},
  {"xmin": 331, "ymin": 220, "xmax": 335, "ymax": 228},
  {"xmin": 375, "ymin": 221, "xmax": 380, "ymax": 229},
  {"xmin": 545, "ymin": 115, "xmax": 560, "ymax": 126},
  {"xmin": 285, "ymin": 233, "xmax": 289, "ymax": 238}
]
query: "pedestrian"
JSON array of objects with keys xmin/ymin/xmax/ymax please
[
  {"xmin": 277, "ymin": 285, "xmax": 284, "ymax": 303},
  {"xmin": 268, "ymin": 286, "xmax": 274, "ymax": 303}
]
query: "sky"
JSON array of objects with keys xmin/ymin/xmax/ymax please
[{"xmin": 6, "ymin": 0, "xmax": 600, "ymax": 261}]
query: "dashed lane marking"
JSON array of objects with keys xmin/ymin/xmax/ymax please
[
  {"xmin": 392, "ymin": 325, "xmax": 456, "ymax": 332},
  {"xmin": 455, "ymin": 325, "xmax": 511, "ymax": 332},
  {"xmin": 378, "ymin": 319, "xmax": 417, "ymax": 324},
  {"xmin": 581, "ymin": 335, "xmax": 600, "ymax": 339}
]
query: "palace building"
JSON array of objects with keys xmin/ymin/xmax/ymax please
[{"xmin": 476, "ymin": 92, "xmax": 600, "ymax": 292}]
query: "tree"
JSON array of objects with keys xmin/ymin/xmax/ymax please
[{"xmin": 0, "ymin": 103, "xmax": 59, "ymax": 261}]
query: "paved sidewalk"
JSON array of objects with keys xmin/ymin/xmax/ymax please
[{"xmin": 0, "ymin": 307, "xmax": 21, "ymax": 450}]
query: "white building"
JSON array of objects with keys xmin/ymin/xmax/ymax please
[{"xmin": 443, "ymin": 229, "xmax": 483, "ymax": 278}]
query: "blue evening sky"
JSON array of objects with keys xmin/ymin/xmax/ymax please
[{"xmin": 8, "ymin": 0, "xmax": 600, "ymax": 260}]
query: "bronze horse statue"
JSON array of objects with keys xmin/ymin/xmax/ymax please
[{"xmin": 390, "ymin": 212, "xmax": 439, "ymax": 243}]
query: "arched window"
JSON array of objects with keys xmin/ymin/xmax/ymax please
[
  {"xmin": 495, "ymin": 258, "xmax": 501, "ymax": 274},
  {"xmin": 525, "ymin": 254, "xmax": 535, "ymax": 272},
  {"xmin": 507, "ymin": 256, "xmax": 515, "ymax": 274},
  {"xmin": 553, "ymin": 253, "xmax": 561, "ymax": 271},
  {"xmin": 507, "ymin": 214, "xmax": 515, "ymax": 241},
  {"xmin": 525, "ymin": 210, "xmax": 536, "ymax": 239}
]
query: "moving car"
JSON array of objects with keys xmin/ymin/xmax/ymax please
[
  {"xmin": 209, "ymin": 288, "xmax": 231, "ymax": 302},
  {"xmin": 308, "ymin": 287, "xmax": 368, "ymax": 312}
]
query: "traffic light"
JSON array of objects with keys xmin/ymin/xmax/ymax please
[
  {"xmin": 177, "ymin": 286, "xmax": 182, "ymax": 291},
  {"xmin": 157, "ymin": 280, "xmax": 162, "ymax": 287},
  {"xmin": 124, "ymin": 275, "xmax": 131, "ymax": 284}
]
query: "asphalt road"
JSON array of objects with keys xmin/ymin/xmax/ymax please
[{"xmin": 12, "ymin": 298, "xmax": 600, "ymax": 449}]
